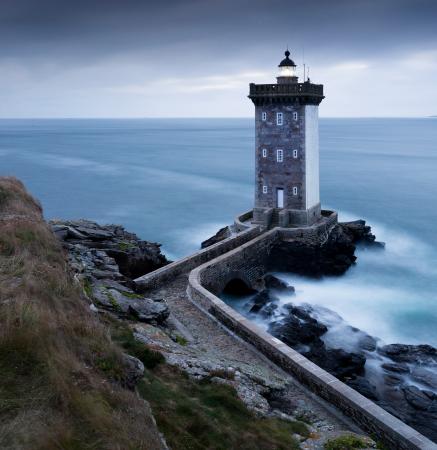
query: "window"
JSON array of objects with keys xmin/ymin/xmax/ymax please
[
  {"xmin": 276, "ymin": 149, "xmax": 283, "ymax": 162},
  {"xmin": 262, "ymin": 112, "xmax": 267, "ymax": 121},
  {"xmin": 262, "ymin": 148, "xmax": 267, "ymax": 158},
  {"xmin": 293, "ymin": 112, "xmax": 298, "ymax": 121},
  {"xmin": 293, "ymin": 149, "xmax": 298, "ymax": 158},
  {"xmin": 276, "ymin": 112, "xmax": 283, "ymax": 125},
  {"xmin": 262, "ymin": 185, "xmax": 268, "ymax": 194},
  {"xmin": 293, "ymin": 186, "xmax": 298, "ymax": 196}
]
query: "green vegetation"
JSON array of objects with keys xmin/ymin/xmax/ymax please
[
  {"xmin": 0, "ymin": 177, "xmax": 164, "ymax": 450},
  {"xmin": 324, "ymin": 434, "xmax": 369, "ymax": 450},
  {"xmin": 83, "ymin": 278, "xmax": 93, "ymax": 298},
  {"xmin": 118, "ymin": 241, "xmax": 135, "ymax": 251},
  {"xmin": 119, "ymin": 290, "xmax": 144, "ymax": 299},
  {"xmin": 110, "ymin": 320, "xmax": 165, "ymax": 369},
  {"xmin": 175, "ymin": 334, "xmax": 188, "ymax": 346},
  {"xmin": 106, "ymin": 290, "xmax": 121, "ymax": 311},
  {"xmin": 138, "ymin": 363, "xmax": 309, "ymax": 450}
]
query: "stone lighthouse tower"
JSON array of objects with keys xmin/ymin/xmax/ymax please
[{"xmin": 249, "ymin": 50, "xmax": 324, "ymax": 228}]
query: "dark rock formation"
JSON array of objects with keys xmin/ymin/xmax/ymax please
[
  {"xmin": 201, "ymin": 226, "xmax": 231, "ymax": 248},
  {"xmin": 268, "ymin": 220, "xmax": 384, "ymax": 277},
  {"xmin": 267, "ymin": 303, "xmax": 366, "ymax": 381},
  {"xmin": 51, "ymin": 219, "xmax": 170, "ymax": 323},
  {"xmin": 51, "ymin": 219, "xmax": 169, "ymax": 279},
  {"xmin": 263, "ymin": 274, "xmax": 295, "ymax": 294},
  {"xmin": 378, "ymin": 344, "xmax": 437, "ymax": 365},
  {"xmin": 340, "ymin": 220, "xmax": 385, "ymax": 249}
]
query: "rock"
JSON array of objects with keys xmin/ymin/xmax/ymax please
[
  {"xmin": 381, "ymin": 362, "xmax": 410, "ymax": 374},
  {"xmin": 268, "ymin": 306, "xmax": 327, "ymax": 347},
  {"xmin": 410, "ymin": 366, "xmax": 437, "ymax": 389},
  {"xmin": 263, "ymin": 274, "xmax": 295, "ymax": 294},
  {"xmin": 308, "ymin": 346, "xmax": 366, "ymax": 380},
  {"xmin": 340, "ymin": 220, "xmax": 385, "ymax": 248},
  {"xmin": 357, "ymin": 333, "xmax": 378, "ymax": 352},
  {"xmin": 378, "ymin": 344, "xmax": 437, "ymax": 365},
  {"xmin": 347, "ymin": 377, "xmax": 379, "ymax": 401},
  {"xmin": 122, "ymin": 354, "xmax": 145, "ymax": 389},
  {"xmin": 50, "ymin": 219, "xmax": 169, "ymax": 280},
  {"xmin": 402, "ymin": 385, "xmax": 433, "ymax": 410},
  {"xmin": 128, "ymin": 298, "xmax": 170, "ymax": 323},
  {"xmin": 268, "ymin": 220, "xmax": 383, "ymax": 277},
  {"xmin": 201, "ymin": 226, "xmax": 231, "ymax": 248},
  {"xmin": 91, "ymin": 285, "xmax": 169, "ymax": 324},
  {"xmin": 248, "ymin": 289, "xmax": 278, "ymax": 314}
]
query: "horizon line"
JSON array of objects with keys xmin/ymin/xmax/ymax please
[{"xmin": 0, "ymin": 116, "xmax": 435, "ymax": 120}]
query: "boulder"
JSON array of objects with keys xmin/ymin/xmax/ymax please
[
  {"xmin": 92, "ymin": 285, "xmax": 169, "ymax": 324},
  {"xmin": 263, "ymin": 274, "xmax": 295, "ymax": 294},
  {"xmin": 121, "ymin": 354, "xmax": 145, "ymax": 389}
]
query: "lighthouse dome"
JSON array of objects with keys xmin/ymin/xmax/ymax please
[{"xmin": 278, "ymin": 50, "xmax": 296, "ymax": 67}]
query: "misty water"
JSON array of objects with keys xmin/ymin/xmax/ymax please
[{"xmin": 1, "ymin": 118, "xmax": 437, "ymax": 348}]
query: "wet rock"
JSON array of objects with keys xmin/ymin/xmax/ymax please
[
  {"xmin": 269, "ymin": 310, "xmax": 327, "ymax": 347},
  {"xmin": 201, "ymin": 226, "xmax": 231, "ymax": 248},
  {"xmin": 381, "ymin": 362, "xmax": 410, "ymax": 374},
  {"xmin": 410, "ymin": 366, "xmax": 437, "ymax": 389},
  {"xmin": 268, "ymin": 220, "xmax": 383, "ymax": 277},
  {"xmin": 309, "ymin": 347, "xmax": 366, "ymax": 380},
  {"xmin": 357, "ymin": 333, "xmax": 378, "ymax": 352},
  {"xmin": 248, "ymin": 289, "xmax": 278, "ymax": 313},
  {"xmin": 378, "ymin": 344, "xmax": 437, "ymax": 365},
  {"xmin": 347, "ymin": 377, "xmax": 379, "ymax": 401},
  {"xmin": 263, "ymin": 274, "xmax": 295, "ymax": 294},
  {"xmin": 402, "ymin": 385, "xmax": 433, "ymax": 410},
  {"xmin": 340, "ymin": 220, "xmax": 385, "ymax": 249}
]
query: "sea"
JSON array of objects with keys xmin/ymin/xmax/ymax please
[{"xmin": 1, "ymin": 117, "xmax": 436, "ymax": 348}]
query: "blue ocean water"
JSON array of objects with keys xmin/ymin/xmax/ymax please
[{"xmin": 1, "ymin": 118, "xmax": 436, "ymax": 346}]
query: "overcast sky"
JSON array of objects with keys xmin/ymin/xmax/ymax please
[{"xmin": 0, "ymin": 0, "xmax": 436, "ymax": 118}]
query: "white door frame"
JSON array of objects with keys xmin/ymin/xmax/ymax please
[{"xmin": 276, "ymin": 188, "xmax": 284, "ymax": 208}]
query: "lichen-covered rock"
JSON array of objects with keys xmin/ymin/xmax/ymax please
[
  {"xmin": 50, "ymin": 219, "xmax": 170, "ymax": 324},
  {"xmin": 50, "ymin": 219, "xmax": 169, "ymax": 279}
]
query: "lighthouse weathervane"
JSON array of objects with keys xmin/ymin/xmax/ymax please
[{"xmin": 248, "ymin": 49, "xmax": 324, "ymax": 228}]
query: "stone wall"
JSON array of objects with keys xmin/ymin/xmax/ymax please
[
  {"xmin": 187, "ymin": 229, "xmax": 435, "ymax": 450},
  {"xmin": 134, "ymin": 226, "xmax": 261, "ymax": 291}
]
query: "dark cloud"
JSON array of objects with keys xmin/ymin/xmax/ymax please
[
  {"xmin": 0, "ymin": 0, "xmax": 436, "ymax": 117},
  {"xmin": 1, "ymin": 0, "xmax": 436, "ymax": 63}
]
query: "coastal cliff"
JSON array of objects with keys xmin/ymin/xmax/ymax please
[{"xmin": 1, "ymin": 177, "xmax": 377, "ymax": 449}]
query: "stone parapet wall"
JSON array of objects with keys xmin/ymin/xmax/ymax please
[
  {"xmin": 278, "ymin": 209, "xmax": 338, "ymax": 245},
  {"xmin": 134, "ymin": 226, "xmax": 261, "ymax": 291},
  {"xmin": 187, "ymin": 227, "xmax": 435, "ymax": 450}
]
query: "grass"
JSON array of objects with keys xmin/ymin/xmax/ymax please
[
  {"xmin": 110, "ymin": 319, "xmax": 165, "ymax": 369},
  {"xmin": 137, "ymin": 363, "xmax": 309, "ymax": 450},
  {"xmin": 324, "ymin": 434, "xmax": 369, "ymax": 450},
  {"xmin": 174, "ymin": 334, "xmax": 188, "ymax": 346},
  {"xmin": 0, "ymin": 177, "xmax": 164, "ymax": 450},
  {"xmin": 118, "ymin": 241, "xmax": 135, "ymax": 251}
]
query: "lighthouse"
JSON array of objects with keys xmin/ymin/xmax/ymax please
[{"xmin": 248, "ymin": 50, "xmax": 324, "ymax": 228}]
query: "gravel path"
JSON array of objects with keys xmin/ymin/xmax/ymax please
[{"xmin": 143, "ymin": 273, "xmax": 372, "ymax": 448}]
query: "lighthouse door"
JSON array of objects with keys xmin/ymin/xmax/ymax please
[{"xmin": 276, "ymin": 188, "xmax": 284, "ymax": 208}]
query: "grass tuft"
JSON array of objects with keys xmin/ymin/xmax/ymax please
[{"xmin": 324, "ymin": 434, "xmax": 369, "ymax": 450}]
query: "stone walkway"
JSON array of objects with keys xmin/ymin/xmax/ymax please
[{"xmin": 141, "ymin": 273, "xmax": 374, "ymax": 449}]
